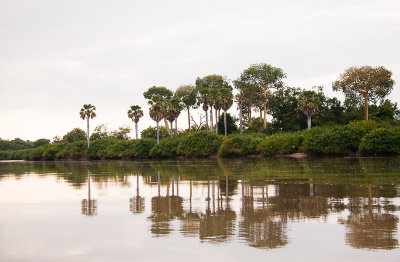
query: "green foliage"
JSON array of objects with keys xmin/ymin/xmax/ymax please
[
  {"xmin": 62, "ymin": 128, "xmax": 87, "ymax": 143},
  {"xmin": 257, "ymin": 133, "xmax": 303, "ymax": 156},
  {"xmin": 150, "ymin": 137, "xmax": 183, "ymax": 158},
  {"xmin": 55, "ymin": 141, "xmax": 87, "ymax": 160},
  {"xmin": 359, "ymin": 128, "xmax": 400, "ymax": 155},
  {"xmin": 141, "ymin": 126, "xmax": 169, "ymax": 140},
  {"xmin": 178, "ymin": 131, "xmax": 223, "ymax": 157},
  {"xmin": 132, "ymin": 138, "xmax": 157, "ymax": 158},
  {"xmin": 86, "ymin": 138, "xmax": 117, "ymax": 159},
  {"xmin": 0, "ymin": 138, "xmax": 33, "ymax": 150},
  {"xmin": 33, "ymin": 138, "xmax": 50, "ymax": 148},
  {"xmin": 218, "ymin": 134, "xmax": 264, "ymax": 157},
  {"xmin": 217, "ymin": 113, "xmax": 237, "ymax": 135}
]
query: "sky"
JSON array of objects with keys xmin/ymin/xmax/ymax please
[{"xmin": 1, "ymin": 0, "xmax": 399, "ymax": 141}]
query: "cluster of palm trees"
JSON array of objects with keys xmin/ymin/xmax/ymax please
[{"xmin": 79, "ymin": 63, "xmax": 323, "ymax": 147}]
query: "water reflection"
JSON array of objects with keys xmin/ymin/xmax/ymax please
[
  {"xmin": 81, "ymin": 170, "xmax": 97, "ymax": 216},
  {"xmin": 1, "ymin": 158, "xmax": 399, "ymax": 252}
]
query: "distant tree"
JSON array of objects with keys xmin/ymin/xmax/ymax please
[
  {"xmin": 127, "ymin": 105, "xmax": 144, "ymax": 139},
  {"xmin": 239, "ymin": 63, "xmax": 286, "ymax": 128},
  {"xmin": 220, "ymin": 88, "xmax": 233, "ymax": 136},
  {"xmin": 217, "ymin": 113, "xmax": 237, "ymax": 135},
  {"xmin": 63, "ymin": 128, "xmax": 87, "ymax": 143},
  {"xmin": 144, "ymin": 86, "xmax": 173, "ymax": 135},
  {"xmin": 141, "ymin": 126, "xmax": 169, "ymax": 140},
  {"xmin": 165, "ymin": 96, "xmax": 183, "ymax": 136},
  {"xmin": 197, "ymin": 88, "xmax": 211, "ymax": 130},
  {"xmin": 175, "ymin": 85, "xmax": 197, "ymax": 132},
  {"xmin": 147, "ymin": 95, "xmax": 166, "ymax": 144},
  {"xmin": 298, "ymin": 90, "xmax": 320, "ymax": 129},
  {"xmin": 33, "ymin": 138, "xmax": 50, "ymax": 148},
  {"xmin": 332, "ymin": 66, "xmax": 394, "ymax": 121},
  {"xmin": 79, "ymin": 104, "xmax": 96, "ymax": 147},
  {"xmin": 109, "ymin": 126, "xmax": 132, "ymax": 140}
]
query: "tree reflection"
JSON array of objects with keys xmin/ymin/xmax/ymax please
[
  {"xmin": 338, "ymin": 185, "xmax": 399, "ymax": 250},
  {"xmin": 149, "ymin": 173, "xmax": 183, "ymax": 237},
  {"xmin": 199, "ymin": 176, "xmax": 236, "ymax": 243},
  {"xmin": 130, "ymin": 174, "xmax": 145, "ymax": 214},
  {"xmin": 81, "ymin": 170, "xmax": 97, "ymax": 216},
  {"xmin": 239, "ymin": 182, "xmax": 288, "ymax": 249}
]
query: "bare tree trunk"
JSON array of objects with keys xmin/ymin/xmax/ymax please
[
  {"xmin": 259, "ymin": 110, "xmax": 262, "ymax": 123},
  {"xmin": 86, "ymin": 118, "xmax": 90, "ymax": 148},
  {"xmin": 164, "ymin": 118, "xmax": 171, "ymax": 135},
  {"xmin": 156, "ymin": 121, "xmax": 159, "ymax": 144},
  {"xmin": 239, "ymin": 104, "xmax": 243, "ymax": 134},
  {"xmin": 224, "ymin": 111, "xmax": 227, "ymax": 136},
  {"xmin": 249, "ymin": 110, "xmax": 252, "ymax": 126},
  {"xmin": 210, "ymin": 107, "xmax": 213, "ymax": 131},
  {"xmin": 215, "ymin": 107, "xmax": 218, "ymax": 134},
  {"xmin": 135, "ymin": 122, "xmax": 138, "ymax": 139},
  {"xmin": 170, "ymin": 121, "xmax": 173, "ymax": 137},
  {"xmin": 175, "ymin": 118, "xmax": 177, "ymax": 135},
  {"xmin": 263, "ymin": 87, "xmax": 267, "ymax": 128},
  {"xmin": 364, "ymin": 92, "xmax": 369, "ymax": 121},
  {"xmin": 187, "ymin": 108, "xmax": 191, "ymax": 132},
  {"xmin": 205, "ymin": 109, "xmax": 209, "ymax": 130},
  {"xmin": 307, "ymin": 115, "xmax": 312, "ymax": 129}
]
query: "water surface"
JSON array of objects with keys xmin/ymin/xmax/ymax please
[{"xmin": 0, "ymin": 158, "xmax": 399, "ymax": 261}]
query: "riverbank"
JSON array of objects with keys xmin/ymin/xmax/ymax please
[{"xmin": 1, "ymin": 120, "xmax": 399, "ymax": 161}]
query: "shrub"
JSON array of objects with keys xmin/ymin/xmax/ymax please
[
  {"xmin": 218, "ymin": 134, "xmax": 264, "ymax": 157},
  {"xmin": 133, "ymin": 138, "xmax": 157, "ymax": 158},
  {"xmin": 217, "ymin": 113, "xmax": 237, "ymax": 135},
  {"xmin": 62, "ymin": 128, "xmax": 87, "ymax": 142},
  {"xmin": 150, "ymin": 137, "xmax": 182, "ymax": 158},
  {"xmin": 257, "ymin": 133, "xmax": 303, "ymax": 156},
  {"xmin": 359, "ymin": 127, "xmax": 400, "ymax": 155},
  {"xmin": 105, "ymin": 140, "xmax": 135, "ymax": 159},
  {"xmin": 86, "ymin": 138, "xmax": 117, "ymax": 159},
  {"xmin": 26, "ymin": 145, "xmax": 48, "ymax": 160},
  {"xmin": 141, "ymin": 126, "xmax": 169, "ymax": 140},
  {"xmin": 178, "ymin": 131, "xmax": 223, "ymax": 157},
  {"xmin": 56, "ymin": 141, "xmax": 87, "ymax": 159}
]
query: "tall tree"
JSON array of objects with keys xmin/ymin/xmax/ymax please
[
  {"xmin": 220, "ymin": 88, "xmax": 233, "ymax": 136},
  {"xmin": 197, "ymin": 88, "xmax": 211, "ymax": 130},
  {"xmin": 298, "ymin": 90, "xmax": 320, "ymax": 129},
  {"xmin": 175, "ymin": 85, "xmax": 197, "ymax": 132},
  {"xmin": 79, "ymin": 104, "xmax": 96, "ymax": 148},
  {"xmin": 144, "ymin": 86, "xmax": 173, "ymax": 134},
  {"xmin": 332, "ymin": 66, "xmax": 394, "ymax": 121},
  {"xmin": 148, "ymin": 95, "xmax": 166, "ymax": 144},
  {"xmin": 165, "ymin": 96, "xmax": 183, "ymax": 136},
  {"xmin": 239, "ymin": 63, "xmax": 286, "ymax": 128},
  {"xmin": 127, "ymin": 105, "xmax": 144, "ymax": 139}
]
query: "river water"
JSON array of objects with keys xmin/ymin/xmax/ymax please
[{"xmin": 0, "ymin": 158, "xmax": 399, "ymax": 261}]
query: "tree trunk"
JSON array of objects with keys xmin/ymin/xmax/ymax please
[
  {"xmin": 364, "ymin": 92, "xmax": 369, "ymax": 121},
  {"xmin": 215, "ymin": 108, "xmax": 218, "ymax": 134},
  {"xmin": 175, "ymin": 118, "xmax": 177, "ymax": 135},
  {"xmin": 224, "ymin": 111, "xmax": 227, "ymax": 136},
  {"xmin": 156, "ymin": 121, "xmax": 159, "ymax": 144},
  {"xmin": 239, "ymin": 104, "xmax": 243, "ymax": 134},
  {"xmin": 86, "ymin": 118, "xmax": 90, "ymax": 148},
  {"xmin": 249, "ymin": 110, "xmax": 252, "ymax": 126},
  {"xmin": 187, "ymin": 108, "xmax": 191, "ymax": 132},
  {"xmin": 307, "ymin": 115, "xmax": 312, "ymax": 129},
  {"xmin": 259, "ymin": 110, "xmax": 262, "ymax": 123},
  {"xmin": 135, "ymin": 122, "xmax": 138, "ymax": 139},
  {"xmin": 210, "ymin": 107, "xmax": 213, "ymax": 131},
  {"xmin": 263, "ymin": 87, "xmax": 267, "ymax": 129},
  {"xmin": 170, "ymin": 121, "xmax": 173, "ymax": 137},
  {"xmin": 205, "ymin": 109, "xmax": 209, "ymax": 130},
  {"xmin": 164, "ymin": 118, "xmax": 171, "ymax": 135}
]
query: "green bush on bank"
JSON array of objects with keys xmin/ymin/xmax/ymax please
[
  {"xmin": 218, "ymin": 134, "xmax": 264, "ymax": 157},
  {"xmin": 257, "ymin": 132, "xmax": 303, "ymax": 156},
  {"xmin": 150, "ymin": 137, "xmax": 182, "ymax": 158},
  {"xmin": 359, "ymin": 127, "xmax": 400, "ymax": 155},
  {"xmin": 178, "ymin": 131, "xmax": 223, "ymax": 157}
]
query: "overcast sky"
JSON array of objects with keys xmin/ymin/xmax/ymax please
[{"xmin": 1, "ymin": 0, "xmax": 399, "ymax": 141}]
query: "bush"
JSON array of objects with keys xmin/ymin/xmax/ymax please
[
  {"xmin": 150, "ymin": 137, "xmax": 182, "ymax": 158},
  {"xmin": 218, "ymin": 134, "xmax": 264, "ymax": 157},
  {"xmin": 178, "ymin": 131, "xmax": 223, "ymax": 157},
  {"xmin": 133, "ymin": 138, "xmax": 157, "ymax": 158},
  {"xmin": 55, "ymin": 141, "xmax": 87, "ymax": 160},
  {"xmin": 359, "ymin": 127, "xmax": 400, "ymax": 155},
  {"xmin": 141, "ymin": 126, "xmax": 169, "ymax": 140},
  {"xmin": 62, "ymin": 128, "xmax": 87, "ymax": 143},
  {"xmin": 217, "ymin": 113, "xmax": 237, "ymax": 135},
  {"xmin": 105, "ymin": 140, "xmax": 135, "ymax": 159},
  {"xmin": 86, "ymin": 138, "xmax": 117, "ymax": 159},
  {"xmin": 257, "ymin": 133, "xmax": 303, "ymax": 156}
]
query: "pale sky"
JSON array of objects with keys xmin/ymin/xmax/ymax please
[{"xmin": 1, "ymin": 0, "xmax": 399, "ymax": 140}]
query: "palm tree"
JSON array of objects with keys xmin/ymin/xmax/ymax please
[
  {"xmin": 79, "ymin": 104, "xmax": 96, "ymax": 148},
  {"xmin": 220, "ymin": 89, "xmax": 233, "ymax": 136},
  {"xmin": 149, "ymin": 95, "xmax": 165, "ymax": 144},
  {"xmin": 298, "ymin": 90, "xmax": 320, "ymax": 129},
  {"xmin": 175, "ymin": 85, "xmax": 197, "ymax": 132},
  {"xmin": 198, "ymin": 88, "xmax": 210, "ymax": 130},
  {"xmin": 127, "ymin": 105, "xmax": 143, "ymax": 139},
  {"xmin": 235, "ymin": 92, "xmax": 246, "ymax": 134}
]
